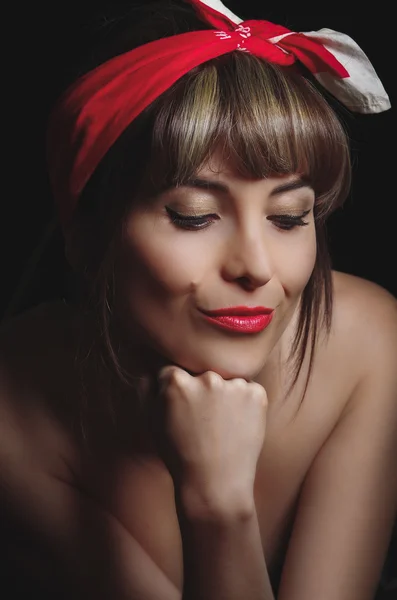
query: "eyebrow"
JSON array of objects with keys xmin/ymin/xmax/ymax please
[{"xmin": 180, "ymin": 177, "xmax": 313, "ymax": 195}]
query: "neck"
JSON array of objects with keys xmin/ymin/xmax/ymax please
[{"xmin": 254, "ymin": 300, "xmax": 302, "ymax": 405}]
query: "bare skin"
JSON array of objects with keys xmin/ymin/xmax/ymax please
[{"xmin": 1, "ymin": 270, "xmax": 396, "ymax": 599}]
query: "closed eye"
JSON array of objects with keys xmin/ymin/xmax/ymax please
[
  {"xmin": 267, "ymin": 209, "xmax": 311, "ymax": 231},
  {"xmin": 165, "ymin": 206, "xmax": 218, "ymax": 230},
  {"xmin": 165, "ymin": 207, "xmax": 311, "ymax": 232}
]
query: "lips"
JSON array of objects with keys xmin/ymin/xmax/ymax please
[
  {"xmin": 199, "ymin": 306, "xmax": 274, "ymax": 333},
  {"xmin": 201, "ymin": 306, "xmax": 273, "ymax": 317}
]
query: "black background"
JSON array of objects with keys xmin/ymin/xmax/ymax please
[{"xmin": 1, "ymin": 1, "xmax": 395, "ymax": 319}]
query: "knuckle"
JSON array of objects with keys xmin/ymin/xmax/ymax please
[
  {"xmin": 171, "ymin": 369, "xmax": 190, "ymax": 388},
  {"xmin": 230, "ymin": 377, "xmax": 248, "ymax": 390},
  {"xmin": 251, "ymin": 382, "xmax": 268, "ymax": 404},
  {"xmin": 159, "ymin": 366, "xmax": 190, "ymax": 390},
  {"xmin": 202, "ymin": 371, "xmax": 223, "ymax": 388}
]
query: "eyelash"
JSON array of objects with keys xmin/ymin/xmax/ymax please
[{"xmin": 165, "ymin": 207, "xmax": 311, "ymax": 231}]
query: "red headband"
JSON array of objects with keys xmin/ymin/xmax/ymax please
[{"xmin": 47, "ymin": 0, "xmax": 390, "ymax": 228}]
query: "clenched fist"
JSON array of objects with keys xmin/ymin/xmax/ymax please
[{"xmin": 155, "ymin": 366, "xmax": 268, "ymax": 519}]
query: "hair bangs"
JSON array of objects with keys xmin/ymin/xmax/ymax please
[{"xmin": 144, "ymin": 52, "xmax": 350, "ymax": 219}]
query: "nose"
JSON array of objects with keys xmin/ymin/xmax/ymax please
[{"xmin": 221, "ymin": 224, "xmax": 273, "ymax": 290}]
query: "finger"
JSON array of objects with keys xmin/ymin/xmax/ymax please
[{"xmin": 157, "ymin": 365, "xmax": 181, "ymax": 386}]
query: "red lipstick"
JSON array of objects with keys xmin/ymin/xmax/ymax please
[{"xmin": 200, "ymin": 306, "xmax": 274, "ymax": 333}]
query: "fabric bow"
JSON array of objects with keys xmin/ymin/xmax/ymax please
[
  {"xmin": 190, "ymin": 0, "xmax": 390, "ymax": 114},
  {"xmin": 47, "ymin": 0, "xmax": 391, "ymax": 227}
]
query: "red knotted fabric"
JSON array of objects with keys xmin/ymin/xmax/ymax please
[{"xmin": 46, "ymin": 19, "xmax": 348, "ymax": 227}]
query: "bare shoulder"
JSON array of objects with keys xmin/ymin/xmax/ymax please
[
  {"xmin": 330, "ymin": 270, "xmax": 397, "ymax": 398},
  {"xmin": 0, "ymin": 305, "xmax": 182, "ymax": 598},
  {"xmin": 301, "ymin": 270, "xmax": 397, "ymax": 421},
  {"xmin": 279, "ymin": 274, "xmax": 397, "ymax": 600},
  {"xmin": 0, "ymin": 302, "xmax": 84, "ymax": 477},
  {"xmin": 332, "ymin": 269, "xmax": 396, "ymax": 318},
  {"xmin": 331, "ymin": 270, "xmax": 397, "ymax": 348}
]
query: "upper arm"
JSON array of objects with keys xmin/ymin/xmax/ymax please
[
  {"xmin": 278, "ymin": 281, "xmax": 397, "ymax": 600},
  {"xmin": 0, "ymin": 399, "xmax": 181, "ymax": 599}
]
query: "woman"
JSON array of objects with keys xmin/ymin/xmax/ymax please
[{"xmin": 1, "ymin": 1, "xmax": 396, "ymax": 598}]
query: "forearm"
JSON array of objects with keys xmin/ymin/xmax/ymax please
[{"xmin": 178, "ymin": 491, "xmax": 275, "ymax": 600}]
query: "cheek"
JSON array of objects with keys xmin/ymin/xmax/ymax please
[
  {"xmin": 120, "ymin": 224, "xmax": 210, "ymax": 300},
  {"xmin": 274, "ymin": 229, "xmax": 317, "ymax": 294}
]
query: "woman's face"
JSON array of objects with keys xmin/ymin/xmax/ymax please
[{"xmin": 117, "ymin": 153, "xmax": 316, "ymax": 380}]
